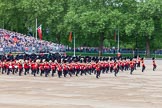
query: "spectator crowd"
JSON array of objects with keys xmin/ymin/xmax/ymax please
[{"xmin": 0, "ymin": 29, "xmax": 66, "ymax": 54}]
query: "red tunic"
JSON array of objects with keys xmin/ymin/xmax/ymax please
[
  {"xmin": 141, "ymin": 60, "xmax": 145, "ymax": 67},
  {"xmin": 24, "ymin": 63, "xmax": 30, "ymax": 69},
  {"xmin": 5, "ymin": 63, "xmax": 9, "ymax": 69},
  {"xmin": 75, "ymin": 64, "xmax": 79, "ymax": 70},
  {"xmin": 95, "ymin": 65, "xmax": 100, "ymax": 71},
  {"xmin": 57, "ymin": 65, "xmax": 62, "ymax": 71},
  {"xmin": 44, "ymin": 63, "xmax": 50, "ymax": 70},
  {"xmin": 9, "ymin": 63, "xmax": 12, "ymax": 69},
  {"xmin": 130, "ymin": 61, "xmax": 134, "ymax": 68},
  {"xmin": 113, "ymin": 63, "xmax": 118, "ymax": 70},
  {"xmin": 39, "ymin": 63, "xmax": 44, "ymax": 70},
  {"xmin": 18, "ymin": 63, "xmax": 23, "ymax": 69},
  {"xmin": 31, "ymin": 63, "xmax": 37, "ymax": 70},
  {"xmin": 51, "ymin": 63, "xmax": 56, "ymax": 70}
]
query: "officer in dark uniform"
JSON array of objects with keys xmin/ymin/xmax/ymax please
[{"xmin": 152, "ymin": 57, "xmax": 157, "ymax": 71}]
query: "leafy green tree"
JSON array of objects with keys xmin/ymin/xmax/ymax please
[{"xmin": 0, "ymin": 0, "xmax": 162, "ymax": 57}]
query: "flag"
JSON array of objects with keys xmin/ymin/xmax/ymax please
[
  {"xmin": 114, "ymin": 30, "xmax": 116, "ymax": 42},
  {"xmin": 37, "ymin": 25, "xmax": 42, "ymax": 40},
  {"xmin": 68, "ymin": 32, "xmax": 72, "ymax": 42}
]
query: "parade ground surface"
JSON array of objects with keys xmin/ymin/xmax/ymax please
[{"xmin": 0, "ymin": 60, "xmax": 162, "ymax": 108}]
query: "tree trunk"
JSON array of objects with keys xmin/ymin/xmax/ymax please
[
  {"xmin": 99, "ymin": 32, "xmax": 104, "ymax": 56},
  {"xmin": 146, "ymin": 36, "xmax": 150, "ymax": 57}
]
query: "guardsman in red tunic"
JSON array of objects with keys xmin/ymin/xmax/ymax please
[
  {"xmin": 5, "ymin": 62, "xmax": 9, "ymax": 75},
  {"xmin": 100, "ymin": 62, "xmax": 104, "ymax": 74},
  {"xmin": 68, "ymin": 63, "xmax": 73, "ymax": 76},
  {"xmin": 77, "ymin": 63, "xmax": 81, "ymax": 75},
  {"xmin": 92, "ymin": 62, "xmax": 96, "ymax": 74},
  {"xmin": 75, "ymin": 63, "xmax": 80, "ymax": 76},
  {"xmin": 24, "ymin": 60, "xmax": 30, "ymax": 75},
  {"xmin": 88, "ymin": 63, "xmax": 92, "ymax": 75},
  {"xmin": 137, "ymin": 56, "xmax": 141, "ymax": 67},
  {"xmin": 141, "ymin": 58, "xmax": 145, "ymax": 72},
  {"xmin": 104, "ymin": 62, "xmax": 108, "ymax": 73},
  {"xmin": 133, "ymin": 58, "xmax": 137, "ymax": 70},
  {"xmin": 125, "ymin": 59, "xmax": 129, "ymax": 71},
  {"xmin": 36, "ymin": 64, "xmax": 39, "ymax": 74},
  {"xmin": 83, "ymin": 64, "xmax": 87, "ymax": 75},
  {"xmin": 57, "ymin": 64, "xmax": 62, "ymax": 78},
  {"xmin": 7, "ymin": 62, "xmax": 12, "ymax": 75},
  {"xmin": 114, "ymin": 61, "xmax": 118, "ymax": 77},
  {"xmin": 39, "ymin": 62, "xmax": 44, "ymax": 76},
  {"xmin": 12, "ymin": 61, "xmax": 15, "ymax": 74},
  {"xmin": 71, "ymin": 63, "xmax": 75, "ymax": 75},
  {"xmin": 18, "ymin": 61, "xmax": 23, "ymax": 76},
  {"xmin": 121, "ymin": 60, "xmax": 125, "ymax": 72},
  {"xmin": 152, "ymin": 57, "xmax": 157, "ymax": 71},
  {"xmin": 67, "ymin": 63, "xmax": 72, "ymax": 77},
  {"xmin": 86, "ymin": 64, "xmax": 89, "ymax": 75},
  {"xmin": 14, "ymin": 61, "xmax": 18, "ymax": 74},
  {"xmin": 80, "ymin": 64, "xmax": 84, "ymax": 76},
  {"xmin": 51, "ymin": 62, "xmax": 56, "ymax": 77},
  {"xmin": 31, "ymin": 61, "xmax": 37, "ymax": 76},
  {"xmin": 130, "ymin": 59, "xmax": 134, "ymax": 75},
  {"xmin": 44, "ymin": 62, "xmax": 51, "ymax": 77},
  {"xmin": 4, "ymin": 61, "xmax": 8, "ymax": 74},
  {"xmin": 63, "ymin": 63, "xmax": 69, "ymax": 77},
  {"xmin": 117, "ymin": 60, "xmax": 121, "ymax": 72},
  {"xmin": 95, "ymin": 63, "xmax": 101, "ymax": 79},
  {"xmin": 109, "ymin": 59, "xmax": 114, "ymax": 73}
]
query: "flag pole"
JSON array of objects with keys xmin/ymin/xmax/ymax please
[
  {"xmin": 36, "ymin": 18, "xmax": 37, "ymax": 40},
  {"xmin": 117, "ymin": 27, "xmax": 120, "ymax": 53},
  {"xmin": 73, "ymin": 32, "xmax": 76, "ymax": 57}
]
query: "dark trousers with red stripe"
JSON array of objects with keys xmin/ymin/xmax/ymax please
[
  {"xmin": 32, "ymin": 69, "xmax": 36, "ymax": 76},
  {"xmin": 52, "ymin": 69, "xmax": 56, "ymax": 77},
  {"xmin": 19, "ymin": 68, "xmax": 23, "ymax": 76},
  {"xmin": 114, "ymin": 69, "xmax": 118, "ymax": 77},
  {"xmin": 58, "ymin": 71, "xmax": 62, "ymax": 78},
  {"xmin": 96, "ymin": 70, "xmax": 101, "ymax": 78},
  {"xmin": 142, "ymin": 66, "xmax": 145, "ymax": 72},
  {"xmin": 63, "ymin": 70, "xmax": 68, "ymax": 77},
  {"xmin": 130, "ymin": 67, "xmax": 134, "ymax": 74},
  {"xmin": 153, "ymin": 65, "xmax": 156, "ymax": 71},
  {"xmin": 24, "ymin": 68, "xmax": 29, "ymax": 75}
]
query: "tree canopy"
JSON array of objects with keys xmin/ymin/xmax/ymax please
[{"xmin": 0, "ymin": 0, "xmax": 162, "ymax": 56}]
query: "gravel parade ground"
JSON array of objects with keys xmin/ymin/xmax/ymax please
[{"xmin": 0, "ymin": 60, "xmax": 162, "ymax": 108}]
